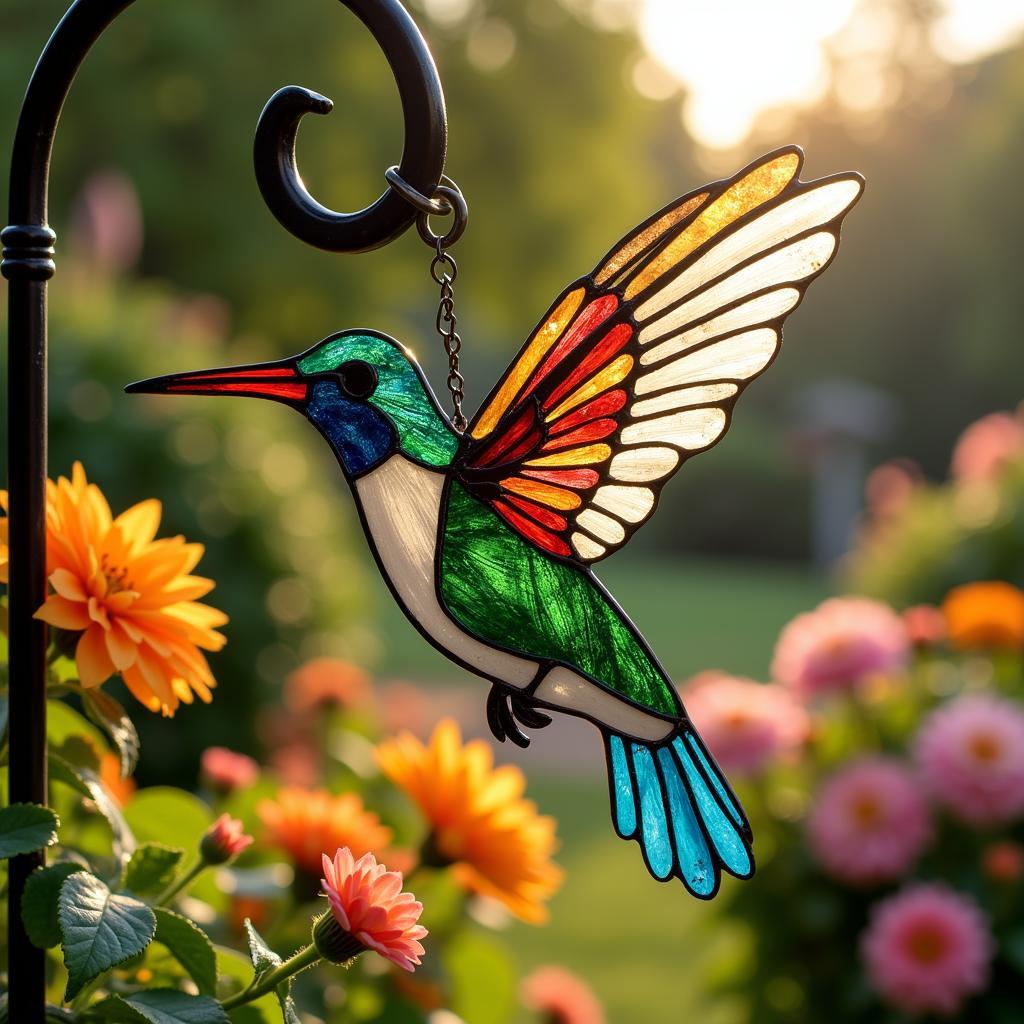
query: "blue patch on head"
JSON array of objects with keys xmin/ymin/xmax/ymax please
[{"xmin": 307, "ymin": 380, "xmax": 396, "ymax": 476}]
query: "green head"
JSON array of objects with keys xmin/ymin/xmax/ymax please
[{"xmin": 126, "ymin": 329, "xmax": 460, "ymax": 477}]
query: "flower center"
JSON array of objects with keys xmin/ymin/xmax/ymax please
[
  {"xmin": 904, "ymin": 925, "xmax": 946, "ymax": 965},
  {"xmin": 849, "ymin": 792, "xmax": 882, "ymax": 828},
  {"xmin": 100, "ymin": 552, "xmax": 133, "ymax": 595},
  {"xmin": 967, "ymin": 730, "xmax": 1003, "ymax": 764}
]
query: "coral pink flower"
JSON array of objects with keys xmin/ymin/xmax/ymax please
[
  {"xmin": 903, "ymin": 605, "xmax": 946, "ymax": 648},
  {"xmin": 316, "ymin": 847, "xmax": 427, "ymax": 972},
  {"xmin": 200, "ymin": 746, "xmax": 259, "ymax": 793},
  {"xmin": 982, "ymin": 840, "xmax": 1024, "ymax": 883},
  {"xmin": 861, "ymin": 885, "xmax": 992, "ymax": 1016},
  {"xmin": 284, "ymin": 657, "xmax": 371, "ymax": 715},
  {"xmin": 200, "ymin": 814, "xmax": 254, "ymax": 865},
  {"xmin": 951, "ymin": 411, "xmax": 1024, "ymax": 483},
  {"xmin": 808, "ymin": 758, "xmax": 930, "ymax": 885},
  {"xmin": 682, "ymin": 672, "xmax": 809, "ymax": 777},
  {"xmin": 771, "ymin": 597, "xmax": 909, "ymax": 699},
  {"xmin": 914, "ymin": 694, "xmax": 1024, "ymax": 826},
  {"xmin": 521, "ymin": 965, "xmax": 606, "ymax": 1024}
]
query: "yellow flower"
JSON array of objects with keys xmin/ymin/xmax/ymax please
[
  {"xmin": 376, "ymin": 718, "xmax": 563, "ymax": 924},
  {"xmin": 1, "ymin": 462, "xmax": 227, "ymax": 716},
  {"xmin": 942, "ymin": 581, "xmax": 1024, "ymax": 650}
]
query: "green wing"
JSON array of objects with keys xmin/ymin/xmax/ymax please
[{"xmin": 439, "ymin": 482, "xmax": 680, "ymax": 718}]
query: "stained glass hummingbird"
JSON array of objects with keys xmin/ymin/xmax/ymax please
[{"xmin": 128, "ymin": 149, "xmax": 862, "ymax": 896}]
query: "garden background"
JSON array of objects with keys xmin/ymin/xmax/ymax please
[{"xmin": 2, "ymin": 0, "xmax": 1024, "ymax": 1021}]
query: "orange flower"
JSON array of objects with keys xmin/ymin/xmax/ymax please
[
  {"xmin": 258, "ymin": 787, "xmax": 393, "ymax": 874},
  {"xmin": 376, "ymin": 719, "xmax": 563, "ymax": 924},
  {"xmin": 284, "ymin": 657, "xmax": 371, "ymax": 714},
  {"xmin": 2, "ymin": 463, "xmax": 227, "ymax": 716},
  {"xmin": 942, "ymin": 581, "xmax": 1024, "ymax": 650},
  {"xmin": 99, "ymin": 752, "xmax": 136, "ymax": 807}
]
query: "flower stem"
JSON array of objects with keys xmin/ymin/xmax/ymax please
[
  {"xmin": 220, "ymin": 943, "xmax": 323, "ymax": 1011},
  {"xmin": 153, "ymin": 858, "xmax": 206, "ymax": 907}
]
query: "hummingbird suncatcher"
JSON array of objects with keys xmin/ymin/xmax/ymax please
[{"xmin": 129, "ymin": 148, "xmax": 862, "ymax": 898}]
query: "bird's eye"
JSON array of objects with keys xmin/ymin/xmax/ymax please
[{"xmin": 337, "ymin": 360, "xmax": 378, "ymax": 401}]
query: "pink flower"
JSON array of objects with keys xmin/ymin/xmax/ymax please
[
  {"xmin": 951, "ymin": 411, "xmax": 1024, "ymax": 483},
  {"xmin": 200, "ymin": 746, "xmax": 259, "ymax": 794},
  {"xmin": 914, "ymin": 694, "xmax": 1024, "ymax": 826},
  {"xmin": 284, "ymin": 657, "xmax": 371, "ymax": 715},
  {"xmin": 521, "ymin": 965, "xmax": 606, "ymax": 1024},
  {"xmin": 808, "ymin": 758, "xmax": 930, "ymax": 885},
  {"xmin": 682, "ymin": 671, "xmax": 809, "ymax": 777},
  {"xmin": 861, "ymin": 884, "xmax": 992, "ymax": 1016},
  {"xmin": 903, "ymin": 605, "xmax": 946, "ymax": 648},
  {"xmin": 982, "ymin": 840, "xmax": 1024, "ymax": 883},
  {"xmin": 316, "ymin": 848, "xmax": 427, "ymax": 972},
  {"xmin": 771, "ymin": 597, "xmax": 909, "ymax": 699},
  {"xmin": 200, "ymin": 813, "xmax": 254, "ymax": 865}
]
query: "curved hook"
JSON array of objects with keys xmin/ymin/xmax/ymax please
[{"xmin": 254, "ymin": 0, "xmax": 448, "ymax": 253}]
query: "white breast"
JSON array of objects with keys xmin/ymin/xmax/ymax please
[{"xmin": 355, "ymin": 455, "xmax": 536, "ymax": 688}]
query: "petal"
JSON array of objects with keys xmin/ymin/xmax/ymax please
[
  {"xmin": 76, "ymin": 626, "xmax": 116, "ymax": 688},
  {"xmin": 105, "ymin": 622, "xmax": 138, "ymax": 671},
  {"xmin": 50, "ymin": 568, "xmax": 88, "ymax": 602},
  {"xmin": 35, "ymin": 595, "xmax": 91, "ymax": 631},
  {"xmin": 114, "ymin": 499, "xmax": 162, "ymax": 552}
]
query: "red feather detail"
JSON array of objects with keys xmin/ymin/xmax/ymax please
[
  {"xmin": 504, "ymin": 494, "xmax": 568, "ymax": 532},
  {"xmin": 493, "ymin": 501, "xmax": 571, "ymax": 556},
  {"xmin": 468, "ymin": 404, "xmax": 538, "ymax": 469},
  {"xmin": 522, "ymin": 295, "xmax": 619, "ymax": 402},
  {"xmin": 496, "ymin": 429, "xmax": 545, "ymax": 467},
  {"xmin": 521, "ymin": 467, "xmax": 600, "ymax": 489},
  {"xmin": 541, "ymin": 419, "xmax": 618, "ymax": 451},
  {"xmin": 548, "ymin": 389, "xmax": 627, "ymax": 435},
  {"xmin": 543, "ymin": 323, "xmax": 633, "ymax": 411}
]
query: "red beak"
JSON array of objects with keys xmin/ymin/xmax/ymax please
[{"xmin": 125, "ymin": 359, "xmax": 308, "ymax": 404}]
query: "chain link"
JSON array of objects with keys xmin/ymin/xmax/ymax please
[{"xmin": 429, "ymin": 236, "xmax": 467, "ymax": 433}]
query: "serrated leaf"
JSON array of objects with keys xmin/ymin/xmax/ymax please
[
  {"xmin": 22, "ymin": 862, "xmax": 86, "ymax": 948},
  {"xmin": 154, "ymin": 908, "xmax": 217, "ymax": 996},
  {"xmin": 83, "ymin": 688, "xmax": 140, "ymax": 777},
  {"xmin": 49, "ymin": 752, "xmax": 136, "ymax": 861},
  {"xmin": 0, "ymin": 803, "xmax": 59, "ymax": 858},
  {"xmin": 59, "ymin": 871, "xmax": 156, "ymax": 1000},
  {"xmin": 124, "ymin": 844, "xmax": 185, "ymax": 896},
  {"xmin": 95, "ymin": 990, "xmax": 228, "ymax": 1023},
  {"xmin": 243, "ymin": 919, "xmax": 281, "ymax": 978}
]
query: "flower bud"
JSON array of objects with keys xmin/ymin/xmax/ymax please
[
  {"xmin": 312, "ymin": 911, "xmax": 366, "ymax": 965},
  {"xmin": 200, "ymin": 813, "xmax": 254, "ymax": 865}
]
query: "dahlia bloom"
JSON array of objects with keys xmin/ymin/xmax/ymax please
[
  {"xmin": 808, "ymin": 758, "xmax": 930, "ymax": 885},
  {"xmin": 914, "ymin": 694, "xmax": 1024, "ymax": 826},
  {"xmin": 771, "ymin": 597, "xmax": 909, "ymax": 699},
  {"xmin": 521, "ymin": 965, "xmax": 606, "ymax": 1024},
  {"xmin": 377, "ymin": 719, "xmax": 563, "ymax": 923},
  {"xmin": 950, "ymin": 410, "xmax": 1024, "ymax": 483},
  {"xmin": 200, "ymin": 814, "xmax": 254, "ymax": 865},
  {"xmin": 284, "ymin": 657, "xmax": 372, "ymax": 714},
  {"xmin": 942, "ymin": 581, "xmax": 1024, "ymax": 650},
  {"xmin": 200, "ymin": 746, "xmax": 259, "ymax": 793},
  {"xmin": 2, "ymin": 462, "xmax": 227, "ymax": 716},
  {"xmin": 682, "ymin": 671, "xmax": 809, "ymax": 777},
  {"xmin": 861, "ymin": 884, "xmax": 992, "ymax": 1016},
  {"xmin": 315, "ymin": 848, "xmax": 427, "ymax": 972},
  {"xmin": 258, "ymin": 787, "xmax": 393, "ymax": 874}
]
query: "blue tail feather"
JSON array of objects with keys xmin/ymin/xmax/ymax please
[{"xmin": 606, "ymin": 726, "xmax": 754, "ymax": 898}]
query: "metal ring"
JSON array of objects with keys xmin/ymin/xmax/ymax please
[
  {"xmin": 385, "ymin": 165, "xmax": 456, "ymax": 216},
  {"xmin": 416, "ymin": 184, "xmax": 468, "ymax": 249},
  {"xmin": 253, "ymin": 0, "xmax": 448, "ymax": 253}
]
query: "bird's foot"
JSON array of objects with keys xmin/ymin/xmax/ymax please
[{"xmin": 486, "ymin": 684, "xmax": 552, "ymax": 749}]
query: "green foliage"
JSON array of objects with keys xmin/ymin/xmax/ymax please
[
  {"xmin": 59, "ymin": 872, "xmax": 157, "ymax": 1000},
  {"xmin": 83, "ymin": 688, "xmax": 142, "ymax": 778},
  {"xmin": 154, "ymin": 909, "xmax": 218, "ymax": 997},
  {"xmin": 49, "ymin": 753, "xmax": 136, "ymax": 862},
  {"xmin": 124, "ymin": 845, "xmax": 187, "ymax": 897},
  {"xmin": 243, "ymin": 921, "xmax": 298, "ymax": 1024},
  {"xmin": 22, "ymin": 863, "xmax": 86, "ymax": 949},
  {"xmin": 0, "ymin": 803, "xmax": 60, "ymax": 859},
  {"xmin": 94, "ymin": 991, "xmax": 229, "ymax": 1024}
]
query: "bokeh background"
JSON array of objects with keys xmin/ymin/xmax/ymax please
[{"xmin": 3, "ymin": 0, "xmax": 1024, "ymax": 1020}]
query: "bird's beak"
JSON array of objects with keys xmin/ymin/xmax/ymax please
[{"xmin": 125, "ymin": 359, "xmax": 308, "ymax": 404}]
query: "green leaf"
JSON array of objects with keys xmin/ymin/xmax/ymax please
[
  {"xmin": 49, "ymin": 752, "xmax": 136, "ymax": 861},
  {"xmin": 214, "ymin": 946, "xmax": 278, "ymax": 1024},
  {"xmin": 154, "ymin": 908, "xmax": 217, "ymax": 997},
  {"xmin": 124, "ymin": 843, "xmax": 185, "ymax": 896},
  {"xmin": 46, "ymin": 699, "xmax": 106, "ymax": 751},
  {"xmin": 82, "ymin": 688, "xmax": 140, "ymax": 777},
  {"xmin": 0, "ymin": 802, "xmax": 59, "ymax": 859},
  {"xmin": 21, "ymin": 862, "xmax": 86, "ymax": 948},
  {"xmin": 243, "ymin": 920, "xmax": 298, "ymax": 1024},
  {"xmin": 94, "ymin": 990, "xmax": 228, "ymax": 1024},
  {"xmin": 58, "ymin": 871, "xmax": 156, "ymax": 1000},
  {"xmin": 443, "ymin": 930, "xmax": 517, "ymax": 1024}
]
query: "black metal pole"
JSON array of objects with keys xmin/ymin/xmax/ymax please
[{"xmin": 2, "ymin": 2, "xmax": 447, "ymax": 1019}]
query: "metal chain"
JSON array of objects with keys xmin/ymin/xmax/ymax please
[{"xmin": 429, "ymin": 236, "xmax": 467, "ymax": 433}]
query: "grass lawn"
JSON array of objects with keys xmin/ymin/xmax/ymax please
[{"xmin": 370, "ymin": 554, "xmax": 828, "ymax": 1023}]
